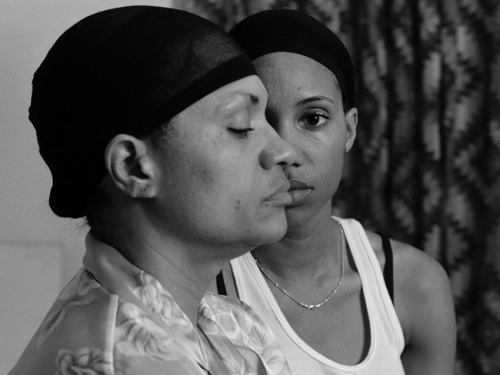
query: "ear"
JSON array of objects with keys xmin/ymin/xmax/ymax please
[
  {"xmin": 344, "ymin": 107, "xmax": 358, "ymax": 153},
  {"xmin": 104, "ymin": 134, "xmax": 157, "ymax": 198}
]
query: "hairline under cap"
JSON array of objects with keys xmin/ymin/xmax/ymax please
[
  {"xmin": 242, "ymin": 39, "xmax": 347, "ymax": 105},
  {"xmin": 229, "ymin": 9, "xmax": 355, "ymax": 109},
  {"xmin": 145, "ymin": 55, "xmax": 256, "ymax": 133}
]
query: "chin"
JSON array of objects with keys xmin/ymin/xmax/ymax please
[
  {"xmin": 247, "ymin": 218, "xmax": 288, "ymax": 246},
  {"xmin": 284, "ymin": 205, "xmax": 306, "ymax": 222},
  {"xmin": 262, "ymin": 218, "xmax": 288, "ymax": 244}
]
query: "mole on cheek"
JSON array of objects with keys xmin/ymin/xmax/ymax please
[{"xmin": 235, "ymin": 200, "xmax": 241, "ymax": 211}]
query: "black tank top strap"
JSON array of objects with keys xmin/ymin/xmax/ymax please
[
  {"xmin": 216, "ymin": 270, "xmax": 227, "ymax": 295},
  {"xmin": 218, "ymin": 232, "xmax": 395, "ymax": 304},
  {"xmin": 376, "ymin": 232, "xmax": 394, "ymax": 304}
]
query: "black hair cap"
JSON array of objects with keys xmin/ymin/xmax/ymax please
[
  {"xmin": 30, "ymin": 6, "xmax": 256, "ymax": 218},
  {"xmin": 229, "ymin": 9, "xmax": 355, "ymax": 109}
]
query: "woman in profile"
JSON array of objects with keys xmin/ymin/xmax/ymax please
[
  {"xmin": 216, "ymin": 9, "xmax": 456, "ymax": 375},
  {"xmin": 9, "ymin": 6, "xmax": 298, "ymax": 375}
]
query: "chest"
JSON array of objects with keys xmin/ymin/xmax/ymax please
[{"xmin": 274, "ymin": 275, "xmax": 371, "ymax": 366}]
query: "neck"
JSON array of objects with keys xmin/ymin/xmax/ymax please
[
  {"xmin": 253, "ymin": 204, "xmax": 340, "ymax": 279},
  {"xmin": 125, "ymin": 236, "xmax": 219, "ymax": 324},
  {"xmin": 97, "ymin": 207, "xmax": 248, "ymax": 325}
]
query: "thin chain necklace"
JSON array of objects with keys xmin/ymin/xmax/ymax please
[{"xmin": 254, "ymin": 219, "xmax": 345, "ymax": 310}]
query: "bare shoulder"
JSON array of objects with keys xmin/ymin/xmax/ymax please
[
  {"xmin": 366, "ymin": 231, "xmax": 456, "ymax": 374},
  {"xmin": 391, "ymin": 239, "xmax": 450, "ymax": 300},
  {"xmin": 365, "ymin": 230, "xmax": 450, "ymax": 301}
]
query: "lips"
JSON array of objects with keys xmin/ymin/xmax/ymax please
[
  {"xmin": 265, "ymin": 180, "xmax": 292, "ymax": 206},
  {"xmin": 289, "ymin": 180, "xmax": 311, "ymax": 191},
  {"xmin": 287, "ymin": 179, "xmax": 313, "ymax": 206}
]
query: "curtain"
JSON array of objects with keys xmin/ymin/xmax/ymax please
[{"xmin": 177, "ymin": 0, "xmax": 500, "ymax": 373}]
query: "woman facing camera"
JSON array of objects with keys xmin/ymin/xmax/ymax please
[
  {"xmin": 215, "ymin": 9, "xmax": 456, "ymax": 375},
  {"xmin": 9, "ymin": 6, "xmax": 297, "ymax": 375}
]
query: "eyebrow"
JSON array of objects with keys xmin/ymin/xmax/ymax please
[
  {"xmin": 296, "ymin": 95, "xmax": 335, "ymax": 107},
  {"xmin": 251, "ymin": 93, "xmax": 271, "ymax": 111},
  {"xmin": 219, "ymin": 92, "xmax": 260, "ymax": 107},
  {"xmin": 248, "ymin": 94, "xmax": 260, "ymax": 105},
  {"xmin": 213, "ymin": 92, "xmax": 263, "ymax": 116},
  {"xmin": 245, "ymin": 93, "xmax": 268, "ymax": 112}
]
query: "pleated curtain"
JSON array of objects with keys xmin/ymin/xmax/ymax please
[{"xmin": 177, "ymin": 0, "xmax": 500, "ymax": 373}]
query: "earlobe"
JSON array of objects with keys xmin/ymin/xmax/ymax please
[
  {"xmin": 104, "ymin": 134, "xmax": 157, "ymax": 198},
  {"xmin": 344, "ymin": 108, "xmax": 358, "ymax": 152}
]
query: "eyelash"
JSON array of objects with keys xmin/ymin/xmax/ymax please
[
  {"xmin": 228, "ymin": 128, "xmax": 254, "ymax": 138},
  {"xmin": 299, "ymin": 110, "xmax": 329, "ymax": 128}
]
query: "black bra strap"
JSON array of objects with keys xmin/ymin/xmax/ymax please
[
  {"xmin": 216, "ymin": 270, "xmax": 227, "ymax": 296},
  {"xmin": 377, "ymin": 232, "xmax": 394, "ymax": 304}
]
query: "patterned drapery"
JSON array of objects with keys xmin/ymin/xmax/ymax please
[{"xmin": 177, "ymin": 0, "xmax": 500, "ymax": 373}]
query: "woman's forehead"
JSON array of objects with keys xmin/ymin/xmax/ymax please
[
  {"xmin": 254, "ymin": 52, "xmax": 341, "ymax": 97},
  {"xmin": 196, "ymin": 75, "xmax": 267, "ymax": 110},
  {"xmin": 172, "ymin": 75, "xmax": 267, "ymax": 122}
]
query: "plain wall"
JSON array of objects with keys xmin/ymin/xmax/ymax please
[{"xmin": 0, "ymin": 0, "xmax": 173, "ymax": 372}]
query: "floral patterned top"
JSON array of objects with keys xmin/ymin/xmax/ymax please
[{"xmin": 8, "ymin": 234, "xmax": 290, "ymax": 375}]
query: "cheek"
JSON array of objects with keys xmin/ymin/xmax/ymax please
[
  {"xmin": 217, "ymin": 167, "xmax": 260, "ymax": 219},
  {"xmin": 192, "ymin": 159, "xmax": 218, "ymax": 185},
  {"xmin": 177, "ymin": 137, "xmax": 224, "ymax": 186},
  {"xmin": 170, "ymin": 130, "xmax": 261, "ymax": 214},
  {"xmin": 187, "ymin": 145, "xmax": 251, "ymax": 203},
  {"xmin": 311, "ymin": 139, "xmax": 345, "ymax": 181},
  {"xmin": 327, "ymin": 142, "xmax": 345, "ymax": 172},
  {"xmin": 305, "ymin": 131, "xmax": 343, "ymax": 160}
]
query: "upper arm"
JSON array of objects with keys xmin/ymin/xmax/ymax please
[{"xmin": 393, "ymin": 241, "xmax": 456, "ymax": 375}]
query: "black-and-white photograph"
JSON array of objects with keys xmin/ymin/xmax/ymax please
[{"xmin": 1, "ymin": 1, "xmax": 499, "ymax": 374}]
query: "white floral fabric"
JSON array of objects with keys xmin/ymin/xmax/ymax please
[{"xmin": 8, "ymin": 234, "xmax": 290, "ymax": 375}]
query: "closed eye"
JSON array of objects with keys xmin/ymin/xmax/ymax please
[{"xmin": 228, "ymin": 128, "xmax": 254, "ymax": 138}]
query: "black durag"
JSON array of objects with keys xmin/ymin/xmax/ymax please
[
  {"xmin": 30, "ymin": 6, "xmax": 256, "ymax": 218},
  {"xmin": 229, "ymin": 9, "xmax": 355, "ymax": 109}
]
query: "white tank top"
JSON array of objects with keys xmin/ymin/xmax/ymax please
[{"xmin": 230, "ymin": 218, "xmax": 406, "ymax": 374}]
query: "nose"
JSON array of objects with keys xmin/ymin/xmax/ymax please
[{"xmin": 259, "ymin": 128, "xmax": 300, "ymax": 170}]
